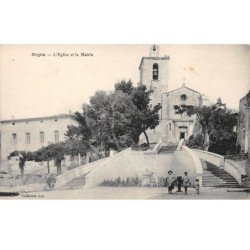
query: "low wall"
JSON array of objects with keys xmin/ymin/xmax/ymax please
[
  {"xmin": 85, "ymin": 148, "xmax": 174, "ymax": 187},
  {"xmin": 54, "ymin": 156, "xmax": 109, "ymax": 188},
  {"xmin": 192, "ymin": 149, "xmax": 245, "ymax": 185},
  {"xmin": 182, "ymin": 146, "xmax": 203, "ymax": 186},
  {"xmin": 192, "ymin": 149, "xmax": 224, "ymax": 168},
  {"xmin": 176, "ymin": 139, "xmax": 185, "ymax": 151},
  {"xmin": 224, "ymin": 160, "xmax": 246, "ymax": 185},
  {"xmin": 85, "ymin": 146, "xmax": 204, "ymax": 188},
  {"xmin": 2, "ymin": 160, "xmax": 66, "ymax": 176}
]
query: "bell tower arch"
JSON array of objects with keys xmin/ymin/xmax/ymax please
[{"xmin": 139, "ymin": 45, "xmax": 170, "ymax": 105}]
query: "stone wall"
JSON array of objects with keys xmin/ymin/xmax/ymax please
[
  {"xmin": 237, "ymin": 91, "xmax": 250, "ymax": 153},
  {"xmin": 85, "ymin": 148, "xmax": 174, "ymax": 187}
]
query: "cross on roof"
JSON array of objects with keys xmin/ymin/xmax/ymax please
[{"xmin": 182, "ymin": 77, "xmax": 186, "ymax": 86}]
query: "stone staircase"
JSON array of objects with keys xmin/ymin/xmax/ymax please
[
  {"xmin": 57, "ymin": 175, "xmax": 86, "ymax": 190},
  {"xmin": 202, "ymin": 162, "xmax": 241, "ymax": 188},
  {"xmin": 158, "ymin": 143, "xmax": 178, "ymax": 154}
]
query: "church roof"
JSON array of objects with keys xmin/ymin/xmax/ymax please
[
  {"xmin": 138, "ymin": 56, "xmax": 170, "ymax": 70},
  {"xmin": 164, "ymin": 85, "xmax": 204, "ymax": 96}
]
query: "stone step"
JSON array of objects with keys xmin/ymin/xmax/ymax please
[
  {"xmin": 57, "ymin": 175, "xmax": 86, "ymax": 190},
  {"xmin": 202, "ymin": 161, "xmax": 240, "ymax": 188}
]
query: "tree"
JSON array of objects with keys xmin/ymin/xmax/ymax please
[
  {"xmin": 33, "ymin": 142, "xmax": 66, "ymax": 175},
  {"xmin": 65, "ymin": 111, "xmax": 94, "ymax": 160},
  {"xmin": 83, "ymin": 90, "xmax": 138, "ymax": 152},
  {"xmin": 116, "ymin": 82, "xmax": 162, "ymax": 148},
  {"xmin": 176, "ymin": 97, "xmax": 238, "ymax": 155},
  {"xmin": 8, "ymin": 150, "xmax": 33, "ymax": 182},
  {"xmin": 64, "ymin": 80, "xmax": 162, "ymax": 156},
  {"xmin": 33, "ymin": 145, "xmax": 55, "ymax": 173},
  {"xmin": 186, "ymin": 133, "xmax": 205, "ymax": 150}
]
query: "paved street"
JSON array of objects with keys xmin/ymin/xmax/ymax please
[{"xmin": 4, "ymin": 186, "xmax": 249, "ymax": 199}]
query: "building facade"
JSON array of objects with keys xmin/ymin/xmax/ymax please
[
  {"xmin": 0, "ymin": 114, "xmax": 76, "ymax": 165},
  {"xmin": 140, "ymin": 45, "xmax": 209, "ymax": 143},
  {"xmin": 237, "ymin": 90, "xmax": 250, "ymax": 153}
]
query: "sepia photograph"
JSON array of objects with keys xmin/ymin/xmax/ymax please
[{"xmin": 0, "ymin": 44, "xmax": 249, "ymax": 199}]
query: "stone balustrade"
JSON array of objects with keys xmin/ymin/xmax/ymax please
[
  {"xmin": 182, "ymin": 146, "xmax": 203, "ymax": 186},
  {"xmin": 192, "ymin": 149, "xmax": 245, "ymax": 185},
  {"xmin": 54, "ymin": 156, "xmax": 110, "ymax": 188},
  {"xmin": 192, "ymin": 149, "xmax": 225, "ymax": 168}
]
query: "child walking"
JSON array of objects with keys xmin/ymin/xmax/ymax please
[{"xmin": 195, "ymin": 178, "xmax": 200, "ymax": 194}]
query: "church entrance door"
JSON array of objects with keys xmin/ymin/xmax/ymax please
[{"xmin": 180, "ymin": 132, "xmax": 185, "ymax": 140}]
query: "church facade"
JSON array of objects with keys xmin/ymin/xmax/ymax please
[{"xmin": 140, "ymin": 45, "xmax": 209, "ymax": 143}]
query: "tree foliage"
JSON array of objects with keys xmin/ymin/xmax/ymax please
[
  {"xmin": 8, "ymin": 150, "xmax": 33, "ymax": 178},
  {"xmin": 116, "ymin": 82, "xmax": 161, "ymax": 147},
  {"xmin": 28, "ymin": 80, "xmax": 161, "ymax": 173},
  {"xmin": 177, "ymin": 98, "xmax": 238, "ymax": 155},
  {"xmin": 32, "ymin": 142, "xmax": 66, "ymax": 174},
  {"xmin": 65, "ymin": 80, "xmax": 161, "ymax": 155}
]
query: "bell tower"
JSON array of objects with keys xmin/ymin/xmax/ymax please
[{"xmin": 139, "ymin": 45, "xmax": 170, "ymax": 106}]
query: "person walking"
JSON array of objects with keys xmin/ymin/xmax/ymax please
[
  {"xmin": 183, "ymin": 172, "xmax": 191, "ymax": 195},
  {"xmin": 165, "ymin": 170, "xmax": 175, "ymax": 194},
  {"xmin": 195, "ymin": 178, "xmax": 200, "ymax": 194}
]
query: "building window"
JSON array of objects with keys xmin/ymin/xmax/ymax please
[
  {"xmin": 54, "ymin": 130, "xmax": 59, "ymax": 143},
  {"xmin": 12, "ymin": 133, "xmax": 17, "ymax": 144},
  {"xmin": 40, "ymin": 131, "xmax": 44, "ymax": 143},
  {"xmin": 180, "ymin": 94, "xmax": 187, "ymax": 101},
  {"xmin": 26, "ymin": 133, "xmax": 30, "ymax": 144},
  {"xmin": 152, "ymin": 63, "xmax": 159, "ymax": 80}
]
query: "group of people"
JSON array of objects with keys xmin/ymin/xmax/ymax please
[{"xmin": 165, "ymin": 170, "xmax": 200, "ymax": 195}]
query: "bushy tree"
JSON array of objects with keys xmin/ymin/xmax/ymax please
[
  {"xmin": 33, "ymin": 142, "xmax": 66, "ymax": 174},
  {"xmin": 176, "ymin": 97, "xmax": 238, "ymax": 155},
  {"xmin": 8, "ymin": 150, "xmax": 33, "ymax": 181},
  {"xmin": 66, "ymin": 80, "xmax": 161, "ymax": 154},
  {"xmin": 116, "ymin": 81, "xmax": 162, "ymax": 148},
  {"xmin": 186, "ymin": 133, "xmax": 205, "ymax": 150}
]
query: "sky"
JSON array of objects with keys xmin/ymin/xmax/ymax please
[{"xmin": 0, "ymin": 44, "xmax": 249, "ymax": 120}]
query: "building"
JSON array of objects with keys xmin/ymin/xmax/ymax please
[
  {"xmin": 0, "ymin": 113, "xmax": 76, "ymax": 169},
  {"xmin": 139, "ymin": 45, "xmax": 170, "ymax": 107},
  {"xmin": 140, "ymin": 45, "xmax": 209, "ymax": 143},
  {"xmin": 237, "ymin": 90, "xmax": 250, "ymax": 153}
]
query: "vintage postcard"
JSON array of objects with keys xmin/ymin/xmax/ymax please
[{"xmin": 0, "ymin": 44, "xmax": 249, "ymax": 199}]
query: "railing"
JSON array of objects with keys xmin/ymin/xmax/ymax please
[
  {"xmin": 192, "ymin": 149, "xmax": 225, "ymax": 167},
  {"xmin": 54, "ymin": 148, "xmax": 131, "ymax": 188},
  {"xmin": 182, "ymin": 146, "xmax": 203, "ymax": 186},
  {"xmin": 143, "ymin": 138, "xmax": 163, "ymax": 155},
  {"xmin": 153, "ymin": 138, "xmax": 163, "ymax": 153},
  {"xmin": 192, "ymin": 149, "xmax": 246, "ymax": 186},
  {"xmin": 54, "ymin": 157, "xmax": 109, "ymax": 188},
  {"xmin": 176, "ymin": 139, "xmax": 185, "ymax": 151},
  {"xmin": 224, "ymin": 159, "xmax": 246, "ymax": 185}
]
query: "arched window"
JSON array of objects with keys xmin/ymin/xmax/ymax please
[
  {"xmin": 152, "ymin": 63, "xmax": 159, "ymax": 80},
  {"xmin": 180, "ymin": 94, "xmax": 187, "ymax": 101}
]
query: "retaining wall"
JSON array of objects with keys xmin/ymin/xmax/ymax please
[{"xmin": 85, "ymin": 148, "xmax": 174, "ymax": 187}]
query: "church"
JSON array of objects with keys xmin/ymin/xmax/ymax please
[{"xmin": 139, "ymin": 45, "xmax": 210, "ymax": 144}]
